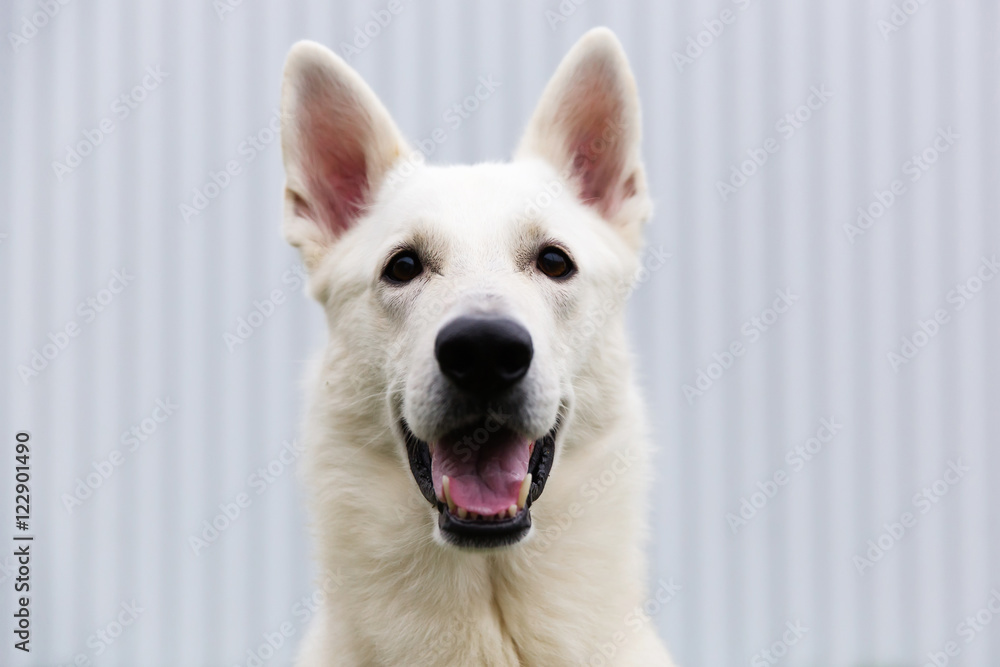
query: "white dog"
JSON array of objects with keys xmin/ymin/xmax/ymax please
[{"xmin": 279, "ymin": 26, "xmax": 675, "ymax": 666}]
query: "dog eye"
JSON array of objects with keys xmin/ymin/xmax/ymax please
[
  {"xmin": 536, "ymin": 246, "xmax": 574, "ymax": 279},
  {"xmin": 384, "ymin": 251, "xmax": 423, "ymax": 283}
]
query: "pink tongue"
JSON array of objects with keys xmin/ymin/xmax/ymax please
[{"xmin": 431, "ymin": 427, "xmax": 532, "ymax": 516}]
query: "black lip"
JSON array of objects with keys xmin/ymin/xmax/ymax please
[{"xmin": 403, "ymin": 421, "xmax": 558, "ymax": 548}]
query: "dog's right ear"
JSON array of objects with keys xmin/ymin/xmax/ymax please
[
  {"xmin": 280, "ymin": 41, "xmax": 409, "ymax": 271},
  {"xmin": 515, "ymin": 28, "xmax": 650, "ymax": 248}
]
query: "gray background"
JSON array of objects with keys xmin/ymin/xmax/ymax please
[{"xmin": 1, "ymin": 1, "xmax": 998, "ymax": 665}]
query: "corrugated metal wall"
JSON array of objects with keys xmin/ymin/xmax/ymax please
[{"xmin": 1, "ymin": 1, "xmax": 997, "ymax": 665}]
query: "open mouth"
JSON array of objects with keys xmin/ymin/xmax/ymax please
[{"xmin": 403, "ymin": 419, "xmax": 557, "ymax": 548}]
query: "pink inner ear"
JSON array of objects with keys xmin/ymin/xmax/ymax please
[
  {"xmin": 571, "ymin": 128, "xmax": 626, "ymax": 215},
  {"xmin": 300, "ymin": 80, "xmax": 373, "ymax": 239},
  {"xmin": 307, "ymin": 142, "xmax": 368, "ymax": 238},
  {"xmin": 563, "ymin": 69, "xmax": 629, "ymax": 218}
]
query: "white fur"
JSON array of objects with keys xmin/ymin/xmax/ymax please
[{"xmin": 279, "ymin": 27, "xmax": 675, "ymax": 666}]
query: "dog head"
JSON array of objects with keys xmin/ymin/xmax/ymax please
[{"xmin": 280, "ymin": 28, "xmax": 650, "ymax": 548}]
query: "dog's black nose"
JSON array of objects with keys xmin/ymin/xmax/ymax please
[{"xmin": 435, "ymin": 317, "xmax": 533, "ymax": 395}]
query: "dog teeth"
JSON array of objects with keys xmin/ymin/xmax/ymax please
[
  {"xmin": 517, "ymin": 474, "xmax": 532, "ymax": 510},
  {"xmin": 442, "ymin": 476, "xmax": 456, "ymax": 512},
  {"xmin": 449, "ymin": 499, "xmax": 521, "ymax": 521}
]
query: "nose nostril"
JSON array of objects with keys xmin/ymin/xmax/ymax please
[
  {"xmin": 497, "ymin": 344, "xmax": 531, "ymax": 379},
  {"xmin": 439, "ymin": 342, "xmax": 474, "ymax": 378},
  {"xmin": 435, "ymin": 317, "xmax": 533, "ymax": 396}
]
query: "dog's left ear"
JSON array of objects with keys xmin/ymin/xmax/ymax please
[
  {"xmin": 516, "ymin": 28, "xmax": 650, "ymax": 243},
  {"xmin": 280, "ymin": 41, "xmax": 409, "ymax": 271}
]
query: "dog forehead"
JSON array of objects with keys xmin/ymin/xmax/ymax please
[{"xmin": 376, "ymin": 161, "xmax": 570, "ymax": 243}]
